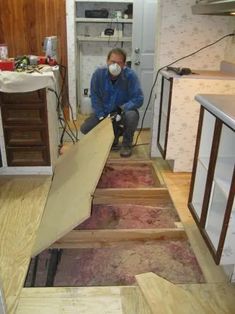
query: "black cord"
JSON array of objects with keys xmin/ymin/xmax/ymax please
[
  {"xmin": 133, "ymin": 32, "xmax": 235, "ymax": 147},
  {"xmin": 60, "ymin": 64, "xmax": 79, "ymax": 141},
  {"xmin": 56, "ymin": 63, "xmax": 79, "ymax": 142},
  {"xmin": 48, "ymin": 87, "xmax": 78, "ymax": 145}
]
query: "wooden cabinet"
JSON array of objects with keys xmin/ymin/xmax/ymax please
[
  {"xmin": 188, "ymin": 95, "xmax": 235, "ymax": 271},
  {"xmin": 0, "ymin": 89, "xmax": 51, "ymax": 167}
]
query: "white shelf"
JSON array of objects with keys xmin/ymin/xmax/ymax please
[
  {"xmin": 214, "ymin": 157, "xmax": 234, "ymax": 197},
  {"xmin": 77, "ymin": 35, "xmax": 132, "ymax": 42},
  {"xmin": 75, "ymin": 0, "xmax": 133, "ymax": 3},
  {"xmin": 76, "ymin": 18, "xmax": 133, "ymax": 23},
  {"xmin": 205, "ymin": 184, "xmax": 228, "ymax": 251},
  {"xmin": 198, "ymin": 156, "xmax": 210, "ymax": 170}
]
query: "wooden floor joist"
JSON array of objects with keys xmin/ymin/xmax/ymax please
[
  {"xmin": 50, "ymin": 228, "xmax": 186, "ymax": 249},
  {"xmin": 93, "ymin": 188, "xmax": 173, "ymax": 205}
]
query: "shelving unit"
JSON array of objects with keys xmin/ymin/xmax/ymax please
[
  {"xmin": 76, "ymin": 18, "xmax": 133, "ymax": 23},
  {"xmin": 66, "ymin": 0, "xmax": 133, "ymax": 116},
  {"xmin": 77, "ymin": 35, "xmax": 132, "ymax": 42},
  {"xmin": 188, "ymin": 94, "xmax": 235, "ymax": 280}
]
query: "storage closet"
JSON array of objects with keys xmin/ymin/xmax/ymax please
[{"xmin": 66, "ymin": 0, "xmax": 133, "ymax": 116}]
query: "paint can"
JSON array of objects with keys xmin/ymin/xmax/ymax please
[{"xmin": 0, "ymin": 44, "xmax": 8, "ymax": 59}]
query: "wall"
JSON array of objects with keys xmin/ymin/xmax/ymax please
[
  {"xmin": 151, "ymin": 0, "xmax": 235, "ymax": 157},
  {"xmin": 225, "ymin": 19, "xmax": 235, "ymax": 62},
  {"xmin": 0, "ymin": 0, "xmax": 67, "ymax": 66}
]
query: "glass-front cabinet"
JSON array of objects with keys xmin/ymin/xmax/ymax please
[{"xmin": 188, "ymin": 96, "xmax": 235, "ymax": 268}]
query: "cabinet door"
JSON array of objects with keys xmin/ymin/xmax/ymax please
[
  {"xmin": 157, "ymin": 76, "xmax": 172, "ymax": 158},
  {"xmin": 188, "ymin": 108, "xmax": 216, "ymax": 221},
  {"xmin": 189, "ymin": 106, "xmax": 235, "ymax": 265},
  {"xmin": 205, "ymin": 124, "xmax": 235, "ymax": 264}
]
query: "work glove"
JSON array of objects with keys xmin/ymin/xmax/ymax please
[{"xmin": 110, "ymin": 106, "xmax": 123, "ymax": 122}]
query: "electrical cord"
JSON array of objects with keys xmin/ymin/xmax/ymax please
[
  {"xmin": 52, "ymin": 63, "xmax": 79, "ymax": 144},
  {"xmin": 57, "ymin": 63, "xmax": 79, "ymax": 141},
  {"xmin": 133, "ymin": 32, "xmax": 235, "ymax": 147},
  {"xmin": 48, "ymin": 87, "xmax": 78, "ymax": 147}
]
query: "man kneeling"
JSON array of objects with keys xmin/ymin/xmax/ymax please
[{"xmin": 80, "ymin": 48, "xmax": 144, "ymax": 158}]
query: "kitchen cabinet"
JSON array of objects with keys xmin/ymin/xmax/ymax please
[
  {"xmin": 188, "ymin": 94, "xmax": 235, "ymax": 281},
  {"xmin": 0, "ymin": 89, "xmax": 50, "ymax": 167},
  {"xmin": 66, "ymin": 0, "xmax": 133, "ymax": 116},
  {"xmin": 156, "ymin": 69, "xmax": 235, "ymax": 172},
  {"xmin": 0, "ymin": 71, "xmax": 59, "ymax": 175}
]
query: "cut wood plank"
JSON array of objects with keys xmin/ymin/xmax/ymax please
[
  {"xmin": 17, "ymin": 287, "xmax": 123, "ymax": 314},
  {"xmin": 121, "ymin": 287, "xmax": 152, "ymax": 314},
  {"xmin": 17, "ymin": 286, "xmax": 152, "ymax": 314},
  {"xmin": 179, "ymin": 283, "xmax": 235, "ymax": 314},
  {"xmin": 135, "ymin": 272, "xmax": 213, "ymax": 314},
  {"xmin": 50, "ymin": 229, "xmax": 186, "ymax": 249},
  {"xmin": 32, "ymin": 118, "xmax": 114, "ymax": 257}
]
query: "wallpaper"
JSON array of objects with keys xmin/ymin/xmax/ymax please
[
  {"xmin": 151, "ymin": 0, "xmax": 235, "ymax": 158},
  {"xmin": 163, "ymin": 76, "xmax": 235, "ymax": 172}
]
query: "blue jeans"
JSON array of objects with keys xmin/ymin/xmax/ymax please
[{"xmin": 80, "ymin": 110, "xmax": 139, "ymax": 146}]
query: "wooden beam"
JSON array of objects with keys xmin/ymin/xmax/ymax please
[
  {"xmin": 93, "ymin": 188, "xmax": 173, "ymax": 205},
  {"xmin": 50, "ymin": 228, "xmax": 186, "ymax": 249}
]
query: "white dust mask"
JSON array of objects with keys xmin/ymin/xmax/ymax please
[{"xmin": 108, "ymin": 63, "xmax": 121, "ymax": 76}]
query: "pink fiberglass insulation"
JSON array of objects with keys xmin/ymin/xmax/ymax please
[
  {"xmin": 53, "ymin": 240, "xmax": 205, "ymax": 287},
  {"xmin": 97, "ymin": 163, "xmax": 158, "ymax": 188},
  {"xmin": 77, "ymin": 203, "xmax": 180, "ymax": 229}
]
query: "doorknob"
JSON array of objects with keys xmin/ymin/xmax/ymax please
[
  {"xmin": 134, "ymin": 60, "xmax": 140, "ymax": 65},
  {"xmin": 134, "ymin": 48, "xmax": 140, "ymax": 54}
]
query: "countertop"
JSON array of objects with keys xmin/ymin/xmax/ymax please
[
  {"xmin": 161, "ymin": 60, "xmax": 235, "ymax": 80},
  {"xmin": 161, "ymin": 69, "xmax": 235, "ymax": 80},
  {"xmin": 195, "ymin": 94, "xmax": 235, "ymax": 130}
]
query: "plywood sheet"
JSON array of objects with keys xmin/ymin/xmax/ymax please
[
  {"xmin": 17, "ymin": 287, "xmax": 123, "ymax": 314},
  {"xmin": 179, "ymin": 283, "xmax": 235, "ymax": 314},
  {"xmin": 32, "ymin": 118, "xmax": 114, "ymax": 256},
  {"xmin": 136, "ymin": 273, "xmax": 211, "ymax": 314},
  {"xmin": 0, "ymin": 176, "xmax": 51, "ymax": 313}
]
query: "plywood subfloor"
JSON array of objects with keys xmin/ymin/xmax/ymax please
[
  {"xmin": 0, "ymin": 176, "xmax": 51, "ymax": 314},
  {"xmin": 136, "ymin": 272, "xmax": 235, "ymax": 314},
  {"xmin": 17, "ymin": 286, "xmax": 152, "ymax": 314}
]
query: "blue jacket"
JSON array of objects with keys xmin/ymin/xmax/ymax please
[{"xmin": 90, "ymin": 66, "xmax": 144, "ymax": 119}]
